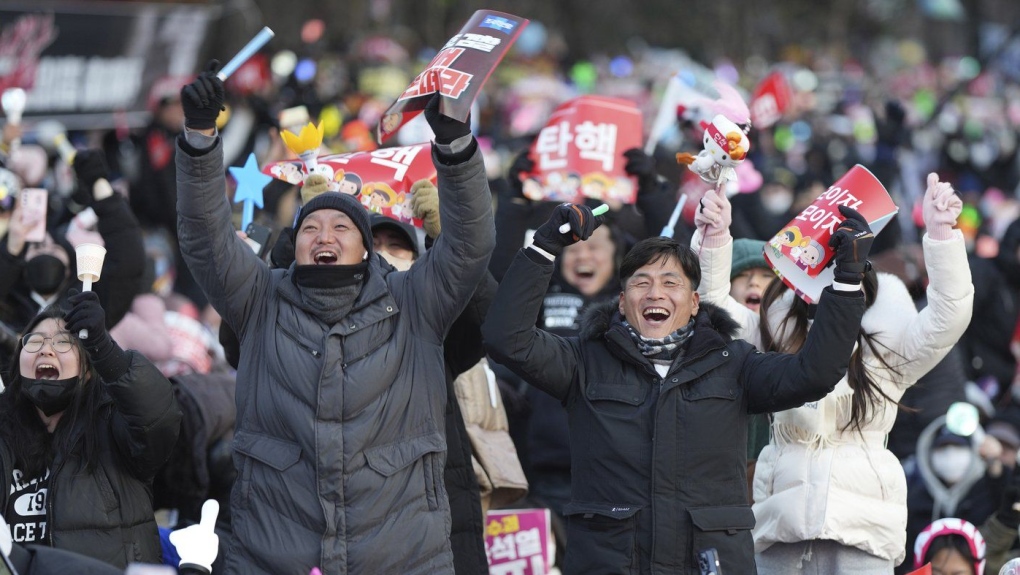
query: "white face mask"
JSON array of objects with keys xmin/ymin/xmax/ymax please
[{"xmin": 931, "ymin": 445, "xmax": 973, "ymax": 485}]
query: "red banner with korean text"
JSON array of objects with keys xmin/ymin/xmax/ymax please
[
  {"xmin": 485, "ymin": 508, "xmax": 555, "ymax": 575},
  {"xmin": 524, "ymin": 95, "xmax": 643, "ymax": 204},
  {"xmin": 377, "ymin": 10, "xmax": 528, "ymax": 143},
  {"xmin": 263, "ymin": 144, "xmax": 435, "ymax": 228},
  {"xmin": 764, "ymin": 165, "xmax": 898, "ymax": 304}
]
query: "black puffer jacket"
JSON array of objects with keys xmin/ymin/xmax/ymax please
[
  {"xmin": 483, "ymin": 248, "xmax": 866, "ymax": 574},
  {"xmin": 0, "ymin": 352, "xmax": 181, "ymax": 569}
]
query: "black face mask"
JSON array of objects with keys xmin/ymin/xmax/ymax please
[
  {"xmin": 25, "ymin": 254, "xmax": 67, "ymax": 296},
  {"xmin": 20, "ymin": 375, "xmax": 78, "ymax": 417},
  {"xmin": 292, "ymin": 261, "xmax": 369, "ymax": 288}
]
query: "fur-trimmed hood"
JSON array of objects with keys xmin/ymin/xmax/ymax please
[{"xmin": 579, "ymin": 298, "xmax": 742, "ymax": 341}]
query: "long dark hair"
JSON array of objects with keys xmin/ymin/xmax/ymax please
[
  {"xmin": 0, "ymin": 306, "xmax": 103, "ymax": 478},
  {"xmin": 759, "ymin": 271, "xmax": 909, "ymax": 433}
]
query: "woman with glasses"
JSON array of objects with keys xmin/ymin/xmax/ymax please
[{"xmin": 0, "ymin": 289, "xmax": 181, "ymax": 569}]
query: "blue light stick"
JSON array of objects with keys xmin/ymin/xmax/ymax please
[{"xmin": 217, "ymin": 27, "xmax": 275, "ymax": 81}]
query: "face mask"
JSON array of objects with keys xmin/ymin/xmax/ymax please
[
  {"xmin": 931, "ymin": 445, "xmax": 973, "ymax": 485},
  {"xmin": 20, "ymin": 376, "xmax": 78, "ymax": 416},
  {"xmin": 25, "ymin": 254, "xmax": 67, "ymax": 296}
]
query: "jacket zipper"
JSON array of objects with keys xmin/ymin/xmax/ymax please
[
  {"xmin": 277, "ymin": 322, "xmax": 322, "ymax": 358},
  {"xmin": 47, "ymin": 457, "xmax": 63, "ymax": 546}
]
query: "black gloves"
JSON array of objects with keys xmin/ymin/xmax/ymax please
[
  {"xmin": 532, "ymin": 203, "xmax": 605, "ymax": 257},
  {"xmin": 64, "ymin": 289, "xmax": 130, "ymax": 382},
  {"xmin": 424, "ymin": 93, "xmax": 471, "ymax": 145},
  {"xmin": 623, "ymin": 148, "xmax": 657, "ymax": 191},
  {"xmin": 828, "ymin": 205, "xmax": 874, "ymax": 286},
  {"xmin": 506, "ymin": 149, "xmax": 535, "ymax": 200},
  {"xmin": 72, "ymin": 150, "xmax": 109, "ymax": 204},
  {"xmin": 181, "ymin": 60, "xmax": 225, "ymax": 131}
]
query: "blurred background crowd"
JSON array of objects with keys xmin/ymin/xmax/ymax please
[{"xmin": 4, "ymin": 0, "xmax": 1020, "ymax": 573}]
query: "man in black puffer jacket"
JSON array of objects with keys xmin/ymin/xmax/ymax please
[{"xmin": 483, "ymin": 204, "xmax": 869, "ymax": 574}]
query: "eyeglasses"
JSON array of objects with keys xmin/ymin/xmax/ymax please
[{"xmin": 22, "ymin": 332, "xmax": 75, "ymax": 353}]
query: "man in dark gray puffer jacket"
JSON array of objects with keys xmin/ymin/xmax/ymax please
[{"xmin": 174, "ymin": 63, "xmax": 494, "ymax": 575}]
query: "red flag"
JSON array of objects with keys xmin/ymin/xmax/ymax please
[{"xmin": 906, "ymin": 564, "xmax": 932, "ymax": 575}]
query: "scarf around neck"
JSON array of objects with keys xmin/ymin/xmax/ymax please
[
  {"xmin": 293, "ymin": 262, "xmax": 367, "ymax": 324},
  {"xmin": 622, "ymin": 317, "xmax": 696, "ymax": 359}
]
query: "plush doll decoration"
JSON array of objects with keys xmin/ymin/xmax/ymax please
[{"xmin": 675, "ymin": 80, "xmax": 751, "ymax": 189}]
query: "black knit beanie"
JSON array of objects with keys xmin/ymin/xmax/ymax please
[{"xmin": 295, "ymin": 192, "xmax": 373, "ymax": 254}]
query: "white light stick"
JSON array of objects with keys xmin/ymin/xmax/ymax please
[
  {"xmin": 660, "ymin": 193, "xmax": 688, "ymax": 238},
  {"xmin": 217, "ymin": 27, "xmax": 275, "ymax": 81},
  {"xmin": 2, "ymin": 88, "xmax": 26, "ymax": 153},
  {"xmin": 75, "ymin": 243, "xmax": 107, "ymax": 339}
]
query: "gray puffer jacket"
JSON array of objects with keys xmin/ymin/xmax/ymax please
[{"xmin": 176, "ymin": 138, "xmax": 495, "ymax": 575}]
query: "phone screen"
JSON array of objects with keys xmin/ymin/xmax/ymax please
[{"xmin": 20, "ymin": 188, "xmax": 47, "ymax": 244}]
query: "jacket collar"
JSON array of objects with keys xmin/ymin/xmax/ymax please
[
  {"xmin": 580, "ymin": 299, "xmax": 740, "ymax": 372},
  {"xmin": 277, "ymin": 254, "xmax": 398, "ymax": 326}
]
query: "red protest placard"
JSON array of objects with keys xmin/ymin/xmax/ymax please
[
  {"xmin": 377, "ymin": 10, "xmax": 528, "ymax": 143},
  {"xmin": 524, "ymin": 96, "xmax": 643, "ymax": 204},
  {"xmin": 750, "ymin": 71, "xmax": 792, "ymax": 129},
  {"xmin": 263, "ymin": 143, "xmax": 435, "ymax": 228},
  {"xmin": 764, "ymin": 165, "xmax": 898, "ymax": 304},
  {"xmin": 485, "ymin": 508, "xmax": 555, "ymax": 575}
]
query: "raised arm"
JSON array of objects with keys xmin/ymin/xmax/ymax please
[
  {"xmin": 63, "ymin": 291, "xmax": 181, "ymax": 479},
  {"xmin": 691, "ymin": 187, "xmax": 760, "ymax": 343},
  {"xmin": 175, "ymin": 62, "xmax": 270, "ymax": 335},
  {"xmin": 483, "ymin": 204, "xmax": 604, "ymax": 401},
  {"xmin": 891, "ymin": 173, "xmax": 974, "ymax": 384},
  {"xmin": 745, "ymin": 207, "xmax": 873, "ymax": 411},
  {"xmin": 402, "ymin": 94, "xmax": 495, "ymax": 339},
  {"xmin": 74, "ymin": 150, "xmax": 147, "ymax": 329}
]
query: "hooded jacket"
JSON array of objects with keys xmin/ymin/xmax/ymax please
[
  {"xmin": 175, "ymin": 138, "xmax": 494, "ymax": 575},
  {"xmin": 695, "ymin": 230, "xmax": 974, "ymax": 564},
  {"xmin": 483, "ymin": 247, "xmax": 865, "ymax": 574}
]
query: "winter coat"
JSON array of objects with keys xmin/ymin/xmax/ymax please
[
  {"xmin": 0, "ymin": 352, "xmax": 181, "ymax": 569},
  {"xmin": 482, "ymin": 247, "xmax": 866, "ymax": 574},
  {"xmin": 695, "ymin": 231, "xmax": 974, "ymax": 564},
  {"xmin": 175, "ymin": 138, "xmax": 494, "ymax": 575},
  {"xmin": 443, "ymin": 272, "xmax": 499, "ymax": 575}
]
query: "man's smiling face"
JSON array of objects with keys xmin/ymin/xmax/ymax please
[
  {"xmin": 295, "ymin": 209, "xmax": 365, "ymax": 266},
  {"xmin": 619, "ymin": 255, "xmax": 699, "ymax": 339}
]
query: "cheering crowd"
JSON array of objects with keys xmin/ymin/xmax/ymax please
[{"xmin": 2, "ymin": 14, "xmax": 1020, "ymax": 575}]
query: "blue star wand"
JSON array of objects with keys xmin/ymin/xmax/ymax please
[{"xmin": 229, "ymin": 153, "xmax": 273, "ymax": 231}]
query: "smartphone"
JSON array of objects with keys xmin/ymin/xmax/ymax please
[
  {"xmin": 20, "ymin": 188, "xmax": 47, "ymax": 244},
  {"xmin": 697, "ymin": 548, "xmax": 722, "ymax": 575},
  {"xmin": 244, "ymin": 223, "xmax": 272, "ymax": 259}
]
